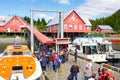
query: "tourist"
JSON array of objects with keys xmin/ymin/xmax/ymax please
[
  {"xmin": 70, "ymin": 62, "xmax": 79, "ymax": 80},
  {"xmin": 54, "ymin": 54, "xmax": 61, "ymax": 72},
  {"xmin": 51, "ymin": 52, "xmax": 57, "ymax": 71},
  {"xmin": 84, "ymin": 59, "xmax": 93, "ymax": 80},
  {"xmin": 108, "ymin": 72, "xmax": 114, "ymax": 80},
  {"xmin": 65, "ymin": 48, "xmax": 70, "ymax": 61},
  {"xmin": 98, "ymin": 64, "xmax": 104, "ymax": 80},
  {"xmin": 74, "ymin": 48, "xmax": 78, "ymax": 62},
  {"xmin": 103, "ymin": 68, "xmax": 109, "ymax": 80},
  {"xmin": 84, "ymin": 66, "xmax": 92, "ymax": 80},
  {"xmin": 60, "ymin": 49, "xmax": 66, "ymax": 63},
  {"xmin": 47, "ymin": 52, "xmax": 53, "ymax": 70},
  {"xmin": 41, "ymin": 55, "xmax": 47, "ymax": 71}
]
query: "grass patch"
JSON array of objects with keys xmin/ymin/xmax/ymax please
[
  {"xmin": 87, "ymin": 33, "xmax": 111, "ymax": 37},
  {"xmin": 0, "ymin": 34, "xmax": 23, "ymax": 38}
]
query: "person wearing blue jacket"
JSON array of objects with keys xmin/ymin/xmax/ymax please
[
  {"xmin": 41, "ymin": 56, "xmax": 47, "ymax": 71},
  {"xmin": 54, "ymin": 54, "xmax": 61, "ymax": 72}
]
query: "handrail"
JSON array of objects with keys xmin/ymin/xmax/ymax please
[{"xmin": 103, "ymin": 64, "xmax": 120, "ymax": 73}]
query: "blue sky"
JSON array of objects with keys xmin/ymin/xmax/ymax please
[{"xmin": 0, "ymin": 0, "xmax": 120, "ymax": 20}]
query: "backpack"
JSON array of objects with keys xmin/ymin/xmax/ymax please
[{"xmin": 67, "ymin": 74, "xmax": 73, "ymax": 80}]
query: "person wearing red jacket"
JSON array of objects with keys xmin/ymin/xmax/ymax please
[
  {"xmin": 98, "ymin": 64, "xmax": 104, "ymax": 80},
  {"xmin": 103, "ymin": 68, "xmax": 109, "ymax": 80},
  {"xmin": 108, "ymin": 73, "xmax": 114, "ymax": 80}
]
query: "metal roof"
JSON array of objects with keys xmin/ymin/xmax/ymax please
[
  {"xmin": 0, "ymin": 16, "xmax": 12, "ymax": 26},
  {"xmin": 26, "ymin": 25, "xmax": 54, "ymax": 44},
  {"xmin": 97, "ymin": 25, "xmax": 113, "ymax": 30},
  {"xmin": 46, "ymin": 16, "xmax": 59, "ymax": 26}
]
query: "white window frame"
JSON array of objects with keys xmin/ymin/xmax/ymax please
[
  {"xmin": 74, "ymin": 25, "xmax": 77, "ymax": 30},
  {"xmin": 79, "ymin": 25, "xmax": 82, "ymax": 30},
  {"xmin": 69, "ymin": 24, "xmax": 72, "ymax": 30}
]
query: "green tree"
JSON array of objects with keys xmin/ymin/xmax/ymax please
[
  {"xmin": 36, "ymin": 18, "xmax": 41, "ymax": 30},
  {"xmin": 23, "ymin": 16, "xmax": 30, "ymax": 23},
  {"xmin": 23, "ymin": 17, "xmax": 47, "ymax": 31},
  {"xmin": 40, "ymin": 18, "xmax": 46, "ymax": 31}
]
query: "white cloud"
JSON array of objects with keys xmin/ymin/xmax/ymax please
[
  {"xmin": 76, "ymin": 0, "xmax": 120, "ymax": 19},
  {"xmin": 36, "ymin": 13, "xmax": 54, "ymax": 21},
  {"xmin": 55, "ymin": 0, "xmax": 70, "ymax": 4},
  {"xmin": 0, "ymin": 16, "xmax": 7, "ymax": 20}
]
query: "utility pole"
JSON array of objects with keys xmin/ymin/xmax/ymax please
[
  {"xmin": 30, "ymin": 10, "xmax": 34, "ymax": 53},
  {"xmin": 58, "ymin": 12, "xmax": 64, "ymax": 38}
]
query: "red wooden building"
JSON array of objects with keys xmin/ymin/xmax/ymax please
[
  {"xmin": 46, "ymin": 10, "xmax": 92, "ymax": 38},
  {"xmin": 0, "ymin": 15, "xmax": 26, "ymax": 33},
  {"xmin": 0, "ymin": 15, "xmax": 54, "ymax": 44},
  {"xmin": 95, "ymin": 25, "xmax": 114, "ymax": 33}
]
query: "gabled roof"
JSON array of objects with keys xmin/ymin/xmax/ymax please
[
  {"xmin": 46, "ymin": 10, "xmax": 92, "ymax": 26},
  {"xmin": 97, "ymin": 25, "xmax": 113, "ymax": 30},
  {"xmin": 64, "ymin": 10, "xmax": 92, "ymax": 26}
]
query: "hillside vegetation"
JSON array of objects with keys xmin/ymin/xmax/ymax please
[
  {"xmin": 23, "ymin": 16, "xmax": 47, "ymax": 31},
  {"xmin": 90, "ymin": 9, "xmax": 120, "ymax": 33}
]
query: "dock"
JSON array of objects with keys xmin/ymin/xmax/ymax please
[
  {"xmin": 105, "ymin": 37, "xmax": 120, "ymax": 42},
  {"xmin": 41, "ymin": 53, "xmax": 120, "ymax": 80}
]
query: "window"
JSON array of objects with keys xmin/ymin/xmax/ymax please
[
  {"xmin": 79, "ymin": 25, "xmax": 82, "ymax": 30},
  {"xmin": 86, "ymin": 26, "xmax": 89, "ymax": 30},
  {"xmin": 12, "ymin": 66, "xmax": 23, "ymax": 70},
  {"xmin": 91, "ymin": 46, "xmax": 97, "ymax": 54},
  {"xmin": 24, "ymin": 51, "xmax": 31, "ymax": 55},
  {"xmin": 74, "ymin": 25, "xmax": 77, "ymax": 30},
  {"xmin": 85, "ymin": 46, "xmax": 91, "ymax": 54},
  {"xmin": 12, "ymin": 52, "xmax": 22, "ymax": 55},
  {"xmin": 2, "ymin": 52, "xmax": 8, "ymax": 56},
  {"xmin": 69, "ymin": 24, "xmax": 72, "ymax": 30}
]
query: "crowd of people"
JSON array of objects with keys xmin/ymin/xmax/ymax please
[
  {"xmin": 36, "ymin": 44, "xmax": 70, "ymax": 73},
  {"xmin": 36, "ymin": 44, "xmax": 114, "ymax": 80},
  {"xmin": 68, "ymin": 60, "xmax": 114, "ymax": 80},
  {"xmin": 68, "ymin": 48, "xmax": 114, "ymax": 80}
]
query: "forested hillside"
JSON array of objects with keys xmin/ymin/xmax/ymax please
[
  {"xmin": 90, "ymin": 9, "xmax": 120, "ymax": 33},
  {"xmin": 23, "ymin": 16, "xmax": 47, "ymax": 31}
]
